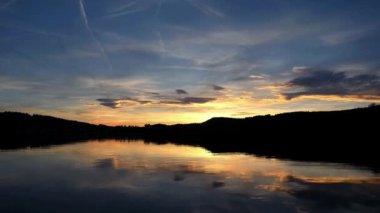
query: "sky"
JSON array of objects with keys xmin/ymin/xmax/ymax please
[{"xmin": 0, "ymin": 0, "xmax": 379, "ymax": 126}]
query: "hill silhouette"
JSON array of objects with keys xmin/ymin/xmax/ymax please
[{"xmin": 1, "ymin": 105, "xmax": 379, "ymax": 169}]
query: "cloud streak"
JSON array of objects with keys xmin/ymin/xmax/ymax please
[
  {"xmin": 106, "ymin": 7, "xmax": 147, "ymax": 18},
  {"xmin": 187, "ymin": 0, "xmax": 225, "ymax": 18},
  {"xmin": 156, "ymin": 31, "xmax": 166, "ymax": 59},
  {"xmin": 79, "ymin": 0, "xmax": 113, "ymax": 71},
  {"xmin": 105, "ymin": 0, "xmax": 158, "ymax": 18},
  {"xmin": 232, "ymin": 74, "xmax": 267, "ymax": 81}
]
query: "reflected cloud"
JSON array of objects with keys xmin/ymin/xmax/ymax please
[
  {"xmin": 286, "ymin": 175, "xmax": 380, "ymax": 185},
  {"xmin": 94, "ymin": 157, "xmax": 119, "ymax": 169},
  {"xmin": 173, "ymin": 173, "xmax": 185, "ymax": 181},
  {"xmin": 256, "ymin": 184, "xmax": 289, "ymax": 192},
  {"xmin": 286, "ymin": 175, "xmax": 380, "ymax": 211},
  {"xmin": 212, "ymin": 181, "xmax": 225, "ymax": 188}
]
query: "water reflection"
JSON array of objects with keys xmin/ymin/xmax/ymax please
[{"xmin": 0, "ymin": 140, "xmax": 379, "ymax": 213}]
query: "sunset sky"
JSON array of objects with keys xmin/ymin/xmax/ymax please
[{"xmin": 0, "ymin": 0, "xmax": 379, "ymax": 125}]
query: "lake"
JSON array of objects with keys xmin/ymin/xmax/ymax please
[{"xmin": 0, "ymin": 139, "xmax": 379, "ymax": 213}]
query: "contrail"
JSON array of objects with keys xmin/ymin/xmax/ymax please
[
  {"xmin": 106, "ymin": 0, "xmax": 165, "ymax": 19},
  {"xmin": 105, "ymin": 1, "xmax": 148, "ymax": 19},
  {"xmin": 108, "ymin": 1, "xmax": 137, "ymax": 14},
  {"xmin": 79, "ymin": 0, "xmax": 89, "ymax": 26},
  {"xmin": 156, "ymin": 31, "xmax": 166, "ymax": 60},
  {"xmin": 0, "ymin": 0, "xmax": 17, "ymax": 10},
  {"xmin": 155, "ymin": 0, "xmax": 163, "ymax": 17},
  {"xmin": 187, "ymin": 0, "xmax": 225, "ymax": 18},
  {"xmin": 79, "ymin": 0, "xmax": 113, "ymax": 71},
  {"xmin": 106, "ymin": 7, "xmax": 146, "ymax": 19}
]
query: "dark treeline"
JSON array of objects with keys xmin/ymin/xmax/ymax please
[
  {"xmin": 0, "ymin": 112, "xmax": 130, "ymax": 148},
  {"xmin": 1, "ymin": 105, "xmax": 379, "ymax": 169}
]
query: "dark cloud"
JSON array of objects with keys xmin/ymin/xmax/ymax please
[
  {"xmin": 180, "ymin": 97, "xmax": 215, "ymax": 104},
  {"xmin": 283, "ymin": 70, "xmax": 380, "ymax": 100},
  {"xmin": 97, "ymin": 97, "xmax": 151, "ymax": 109},
  {"xmin": 176, "ymin": 89, "xmax": 188, "ymax": 95},
  {"xmin": 97, "ymin": 96, "xmax": 215, "ymax": 108},
  {"xmin": 212, "ymin": 84, "xmax": 225, "ymax": 91},
  {"xmin": 161, "ymin": 97, "xmax": 215, "ymax": 105},
  {"xmin": 96, "ymin": 98, "xmax": 120, "ymax": 109}
]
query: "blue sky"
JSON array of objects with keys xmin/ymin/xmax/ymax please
[{"xmin": 1, "ymin": 0, "xmax": 379, "ymax": 125}]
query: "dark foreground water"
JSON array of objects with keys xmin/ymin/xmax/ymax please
[{"xmin": 0, "ymin": 140, "xmax": 379, "ymax": 213}]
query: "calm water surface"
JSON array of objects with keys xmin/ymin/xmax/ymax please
[{"xmin": 0, "ymin": 140, "xmax": 379, "ymax": 213}]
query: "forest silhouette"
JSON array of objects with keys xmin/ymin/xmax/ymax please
[{"xmin": 1, "ymin": 105, "xmax": 379, "ymax": 169}]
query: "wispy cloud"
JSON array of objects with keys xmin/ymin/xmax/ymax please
[
  {"xmin": 320, "ymin": 28, "xmax": 371, "ymax": 46},
  {"xmin": 0, "ymin": 77, "xmax": 41, "ymax": 91},
  {"xmin": 105, "ymin": 0, "xmax": 159, "ymax": 18},
  {"xmin": 108, "ymin": 1, "xmax": 137, "ymax": 14},
  {"xmin": 201, "ymin": 29, "xmax": 285, "ymax": 46},
  {"xmin": 291, "ymin": 66, "xmax": 313, "ymax": 74},
  {"xmin": 79, "ymin": 0, "xmax": 113, "ymax": 71},
  {"xmin": 106, "ymin": 7, "xmax": 146, "ymax": 18},
  {"xmin": 232, "ymin": 74, "xmax": 267, "ymax": 81},
  {"xmin": 187, "ymin": 0, "xmax": 225, "ymax": 18},
  {"xmin": 100, "ymin": 31, "xmax": 163, "ymax": 56},
  {"xmin": 249, "ymin": 74, "xmax": 266, "ymax": 80},
  {"xmin": 79, "ymin": 77, "xmax": 155, "ymax": 95},
  {"xmin": 156, "ymin": 31, "xmax": 166, "ymax": 59}
]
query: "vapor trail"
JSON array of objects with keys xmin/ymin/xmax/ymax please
[
  {"xmin": 79, "ymin": 0, "xmax": 113, "ymax": 71},
  {"xmin": 106, "ymin": 7, "xmax": 146, "ymax": 18},
  {"xmin": 187, "ymin": 0, "xmax": 225, "ymax": 18},
  {"xmin": 156, "ymin": 31, "xmax": 166, "ymax": 60},
  {"xmin": 108, "ymin": 1, "xmax": 137, "ymax": 14}
]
